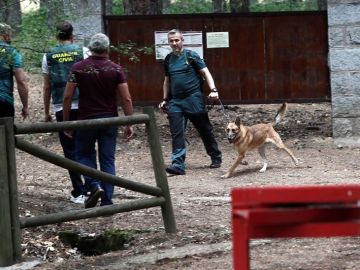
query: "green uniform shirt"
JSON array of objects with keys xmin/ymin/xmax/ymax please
[
  {"xmin": 0, "ymin": 41, "xmax": 22, "ymax": 105},
  {"xmin": 164, "ymin": 49, "xmax": 206, "ymax": 113},
  {"xmin": 45, "ymin": 43, "xmax": 83, "ymax": 106}
]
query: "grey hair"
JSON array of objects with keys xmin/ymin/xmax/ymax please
[{"xmin": 168, "ymin": 29, "xmax": 182, "ymax": 36}]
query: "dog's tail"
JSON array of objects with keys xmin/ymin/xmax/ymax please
[{"xmin": 273, "ymin": 102, "xmax": 288, "ymax": 126}]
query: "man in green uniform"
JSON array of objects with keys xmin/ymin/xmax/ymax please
[
  {"xmin": 159, "ymin": 29, "xmax": 222, "ymax": 175},
  {"xmin": 42, "ymin": 21, "xmax": 89, "ymax": 204},
  {"xmin": 0, "ymin": 23, "xmax": 29, "ymax": 119}
]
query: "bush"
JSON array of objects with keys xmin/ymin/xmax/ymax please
[{"xmin": 112, "ymin": 0, "xmax": 124, "ymax": 15}]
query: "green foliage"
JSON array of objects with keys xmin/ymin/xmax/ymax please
[
  {"xmin": 164, "ymin": 0, "xmax": 213, "ymax": 14},
  {"xmin": 14, "ymin": 0, "xmax": 153, "ymax": 70},
  {"xmin": 162, "ymin": 0, "xmax": 318, "ymax": 14},
  {"xmin": 110, "ymin": 41, "xmax": 154, "ymax": 63},
  {"xmin": 112, "ymin": 0, "xmax": 124, "ymax": 15},
  {"xmin": 13, "ymin": 9, "xmax": 57, "ymax": 72},
  {"xmin": 250, "ymin": 0, "xmax": 318, "ymax": 12}
]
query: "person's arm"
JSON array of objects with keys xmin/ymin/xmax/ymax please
[
  {"xmin": 13, "ymin": 68, "xmax": 29, "ymax": 119},
  {"xmin": 63, "ymin": 82, "xmax": 76, "ymax": 121},
  {"xmin": 162, "ymin": 76, "xmax": 170, "ymax": 101},
  {"xmin": 158, "ymin": 76, "xmax": 170, "ymax": 113},
  {"xmin": 116, "ymin": 82, "xmax": 134, "ymax": 141},
  {"xmin": 43, "ymin": 74, "xmax": 52, "ymax": 122},
  {"xmin": 63, "ymin": 82, "xmax": 77, "ymax": 137},
  {"xmin": 199, "ymin": 67, "xmax": 216, "ymax": 91},
  {"xmin": 42, "ymin": 54, "xmax": 52, "ymax": 122},
  {"xmin": 199, "ymin": 67, "xmax": 219, "ymax": 99},
  {"xmin": 117, "ymin": 82, "xmax": 133, "ymax": 115}
]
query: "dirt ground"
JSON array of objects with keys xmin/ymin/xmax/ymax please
[{"xmin": 10, "ymin": 74, "xmax": 360, "ymax": 269}]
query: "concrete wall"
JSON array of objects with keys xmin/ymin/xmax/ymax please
[{"xmin": 328, "ymin": 0, "xmax": 360, "ymax": 146}]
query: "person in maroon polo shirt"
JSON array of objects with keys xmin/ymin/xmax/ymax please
[{"xmin": 63, "ymin": 33, "xmax": 134, "ymax": 208}]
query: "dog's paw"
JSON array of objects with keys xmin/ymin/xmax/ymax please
[
  {"xmin": 241, "ymin": 160, "xmax": 248, "ymax": 165},
  {"xmin": 221, "ymin": 173, "xmax": 230, "ymax": 179},
  {"xmin": 259, "ymin": 164, "xmax": 267, "ymax": 173}
]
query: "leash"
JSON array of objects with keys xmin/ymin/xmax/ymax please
[
  {"xmin": 207, "ymin": 97, "xmax": 231, "ymax": 123},
  {"xmin": 217, "ymin": 98, "xmax": 231, "ymax": 122},
  {"xmin": 161, "ymin": 97, "xmax": 231, "ymax": 146}
]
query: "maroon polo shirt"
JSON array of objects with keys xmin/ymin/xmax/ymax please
[{"xmin": 69, "ymin": 55, "xmax": 127, "ymax": 120}]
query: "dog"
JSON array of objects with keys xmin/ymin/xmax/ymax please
[{"xmin": 221, "ymin": 103, "xmax": 298, "ymax": 178}]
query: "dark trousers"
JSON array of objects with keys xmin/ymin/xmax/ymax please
[
  {"xmin": 75, "ymin": 114, "xmax": 118, "ymax": 206},
  {"xmin": 55, "ymin": 109, "xmax": 86, "ymax": 197},
  {"xmin": 168, "ymin": 111, "xmax": 222, "ymax": 170},
  {"xmin": 0, "ymin": 101, "xmax": 14, "ymax": 118}
]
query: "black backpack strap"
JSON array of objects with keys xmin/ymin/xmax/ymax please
[
  {"xmin": 164, "ymin": 53, "xmax": 172, "ymax": 75},
  {"xmin": 185, "ymin": 49, "xmax": 196, "ymax": 70},
  {"xmin": 163, "ymin": 53, "xmax": 172, "ymax": 100},
  {"xmin": 185, "ymin": 49, "xmax": 205, "ymax": 87}
]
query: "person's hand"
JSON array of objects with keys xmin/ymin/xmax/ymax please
[
  {"xmin": 21, "ymin": 107, "xmax": 29, "ymax": 119},
  {"xmin": 207, "ymin": 88, "xmax": 219, "ymax": 101},
  {"xmin": 44, "ymin": 114, "xmax": 52, "ymax": 122},
  {"xmin": 124, "ymin": 125, "xmax": 134, "ymax": 142},
  {"xmin": 158, "ymin": 100, "xmax": 168, "ymax": 114}
]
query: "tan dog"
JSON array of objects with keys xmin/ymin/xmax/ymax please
[{"xmin": 222, "ymin": 103, "xmax": 298, "ymax": 178}]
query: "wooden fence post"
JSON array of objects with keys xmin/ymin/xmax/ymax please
[
  {"xmin": 0, "ymin": 124, "xmax": 14, "ymax": 266},
  {"xmin": 143, "ymin": 107, "xmax": 177, "ymax": 233},
  {"xmin": 0, "ymin": 118, "xmax": 22, "ymax": 264}
]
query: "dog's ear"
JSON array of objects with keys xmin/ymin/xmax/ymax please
[{"xmin": 235, "ymin": 117, "xmax": 241, "ymax": 126}]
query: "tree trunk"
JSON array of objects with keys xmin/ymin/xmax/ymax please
[
  {"xmin": 317, "ymin": 0, "xmax": 327, "ymax": 10},
  {"xmin": 0, "ymin": 0, "xmax": 22, "ymax": 28},
  {"xmin": 230, "ymin": 0, "xmax": 249, "ymax": 13},
  {"xmin": 123, "ymin": 0, "xmax": 162, "ymax": 15},
  {"xmin": 213, "ymin": 0, "xmax": 225, "ymax": 13}
]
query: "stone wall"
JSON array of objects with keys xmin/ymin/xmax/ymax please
[
  {"xmin": 328, "ymin": 0, "xmax": 360, "ymax": 146},
  {"xmin": 64, "ymin": 0, "xmax": 103, "ymax": 46}
]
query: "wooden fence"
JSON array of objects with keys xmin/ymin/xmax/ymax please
[{"xmin": 0, "ymin": 107, "xmax": 176, "ymax": 267}]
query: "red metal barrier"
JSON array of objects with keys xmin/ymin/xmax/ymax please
[{"xmin": 231, "ymin": 185, "xmax": 360, "ymax": 270}]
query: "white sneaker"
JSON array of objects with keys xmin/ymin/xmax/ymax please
[{"xmin": 70, "ymin": 195, "xmax": 86, "ymax": 204}]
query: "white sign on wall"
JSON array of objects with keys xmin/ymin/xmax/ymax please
[
  {"xmin": 206, "ymin": 32, "xmax": 229, "ymax": 48},
  {"xmin": 154, "ymin": 31, "xmax": 203, "ymax": 60}
]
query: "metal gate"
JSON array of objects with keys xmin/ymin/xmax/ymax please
[{"xmin": 105, "ymin": 11, "xmax": 329, "ymax": 105}]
